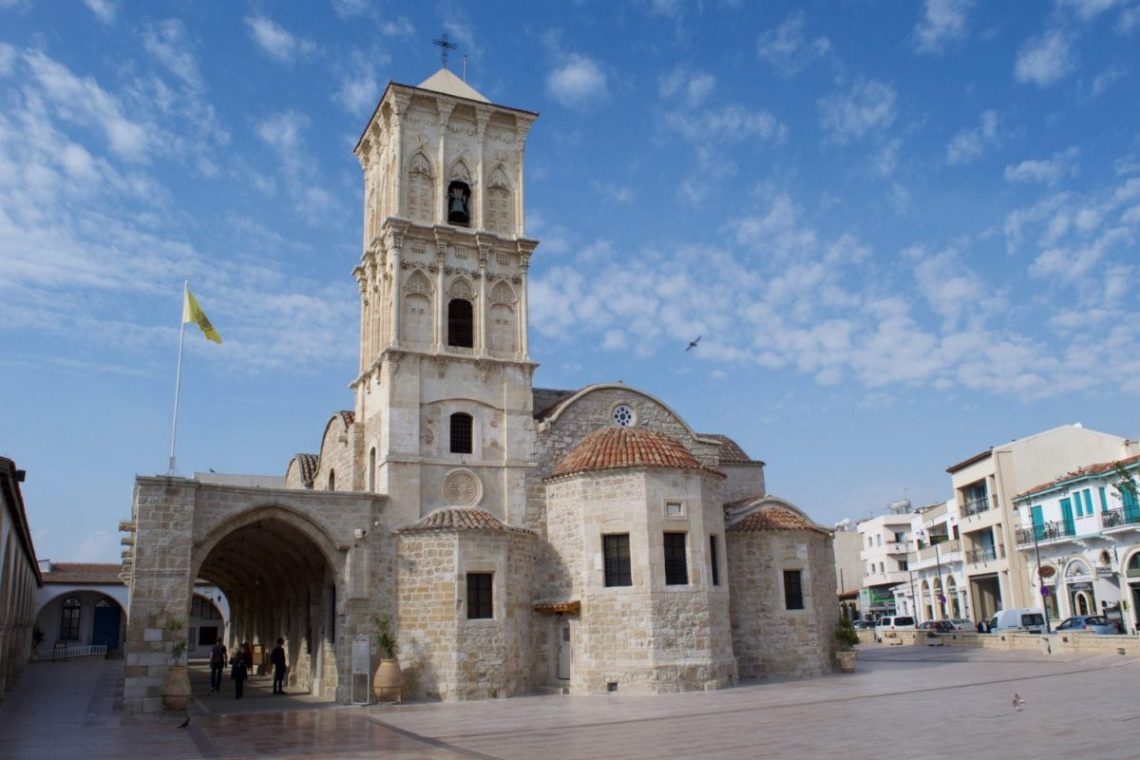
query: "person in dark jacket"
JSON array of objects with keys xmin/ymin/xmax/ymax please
[
  {"xmin": 271, "ymin": 638, "xmax": 287, "ymax": 694},
  {"xmin": 230, "ymin": 647, "xmax": 249, "ymax": 699},
  {"xmin": 209, "ymin": 638, "xmax": 227, "ymax": 693}
]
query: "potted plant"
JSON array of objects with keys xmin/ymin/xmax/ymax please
[
  {"xmin": 161, "ymin": 619, "xmax": 192, "ymax": 711},
  {"xmin": 372, "ymin": 615, "xmax": 402, "ymax": 703},
  {"xmin": 835, "ymin": 617, "xmax": 860, "ymax": 673}
]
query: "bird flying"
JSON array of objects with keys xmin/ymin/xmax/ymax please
[{"xmin": 686, "ymin": 336, "xmax": 701, "ymax": 352}]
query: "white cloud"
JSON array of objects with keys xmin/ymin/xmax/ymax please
[
  {"xmin": 756, "ymin": 12, "xmax": 831, "ymax": 76},
  {"xmin": 873, "ymin": 139, "xmax": 900, "ymax": 178},
  {"xmin": 81, "ymin": 0, "xmax": 116, "ymax": 24},
  {"xmin": 547, "ymin": 54, "xmax": 608, "ymax": 108},
  {"xmin": 658, "ymin": 66, "xmax": 715, "ymax": 105},
  {"xmin": 24, "ymin": 50, "xmax": 149, "ymax": 160},
  {"xmin": 333, "ymin": 49, "xmax": 386, "ymax": 114},
  {"xmin": 1060, "ymin": 0, "xmax": 1125, "ymax": 21},
  {"xmin": 382, "ymin": 16, "xmax": 415, "ymax": 37},
  {"xmin": 1120, "ymin": 5, "xmax": 1140, "ymax": 32},
  {"xmin": 71, "ymin": 530, "xmax": 119, "ymax": 561},
  {"xmin": 913, "ymin": 0, "xmax": 973, "ymax": 54},
  {"xmin": 946, "ymin": 109, "xmax": 998, "ymax": 165},
  {"xmin": 1015, "ymin": 30, "xmax": 1075, "ymax": 87},
  {"xmin": 1004, "ymin": 147, "xmax": 1080, "ymax": 186},
  {"xmin": 1091, "ymin": 66, "xmax": 1126, "ymax": 96},
  {"xmin": 666, "ymin": 104, "xmax": 786, "ymax": 144},
  {"xmin": 142, "ymin": 19, "xmax": 201, "ymax": 89},
  {"xmin": 0, "ymin": 43, "xmax": 14, "ymax": 76},
  {"xmin": 331, "ymin": 0, "xmax": 370, "ymax": 18},
  {"xmin": 246, "ymin": 14, "xmax": 316, "ymax": 63},
  {"xmin": 818, "ymin": 79, "xmax": 897, "ymax": 143}
]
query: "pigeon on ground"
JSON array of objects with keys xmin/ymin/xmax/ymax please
[
  {"xmin": 179, "ymin": 716, "xmax": 191, "ymax": 728},
  {"xmin": 1012, "ymin": 693, "xmax": 1026, "ymax": 711}
]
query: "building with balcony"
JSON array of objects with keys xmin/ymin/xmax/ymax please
[
  {"xmin": 1012, "ymin": 454, "xmax": 1140, "ymax": 632},
  {"xmin": 948, "ymin": 423, "xmax": 1136, "ymax": 622},
  {"xmin": 857, "ymin": 502, "xmax": 914, "ymax": 619},
  {"xmin": 891, "ymin": 500, "xmax": 969, "ymax": 624}
]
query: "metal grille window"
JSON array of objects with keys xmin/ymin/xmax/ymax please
[
  {"xmin": 783, "ymin": 570, "xmax": 804, "ymax": 610},
  {"xmin": 467, "ymin": 573, "xmax": 493, "ymax": 619},
  {"xmin": 664, "ymin": 532, "xmax": 688, "ymax": 585},
  {"xmin": 603, "ymin": 534, "xmax": 632, "ymax": 587},
  {"xmin": 450, "ymin": 412, "xmax": 473, "ymax": 454},
  {"xmin": 709, "ymin": 535, "xmax": 720, "ymax": 586}
]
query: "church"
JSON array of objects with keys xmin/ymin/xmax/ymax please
[{"xmin": 120, "ymin": 69, "xmax": 839, "ymax": 713}]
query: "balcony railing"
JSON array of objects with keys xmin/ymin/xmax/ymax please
[
  {"xmin": 1014, "ymin": 521, "xmax": 1078, "ymax": 546},
  {"xmin": 1102, "ymin": 507, "xmax": 1140, "ymax": 529},
  {"xmin": 966, "ymin": 545, "xmax": 1005, "ymax": 563},
  {"xmin": 962, "ymin": 496, "xmax": 994, "ymax": 517}
]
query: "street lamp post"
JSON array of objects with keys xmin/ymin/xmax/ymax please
[{"xmin": 934, "ymin": 541, "xmax": 946, "ymax": 619}]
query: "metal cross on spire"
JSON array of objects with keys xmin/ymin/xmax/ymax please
[{"xmin": 433, "ymin": 32, "xmax": 457, "ymax": 69}]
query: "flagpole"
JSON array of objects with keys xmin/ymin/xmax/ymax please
[{"xmin": 168, "ymin": 279, "xmax": 188, "ymax": 475}]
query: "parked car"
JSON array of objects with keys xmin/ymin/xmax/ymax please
[
  {"xmin": 874, "ymin": 615, "xmax": 916, "ymax": 642},
  {"xmin": 916, "ymin": 620, "xmax": 955, "ymax": 633},
  {"xmin": 946, "ymin": 618, "xmax": 973, "ymax": 630},
  {"xmin": 852, "ymin": 620, "xmax": 875, "ymax": 630},
  {"xmin": 987, "ymin": 608, "xmax": 1047, "ymax": 633},
  {"xmin": 1054, "ymin": 615, "xmax": 1121, "ymax": 635}
]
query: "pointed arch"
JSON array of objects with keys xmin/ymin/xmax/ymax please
[
  {"xmin": 490, "ymin": 279, "xmax": 516, "ymax": 305},
  {"xmin": 402, "ymin": 269, "xmax": 433, "ymax": 346},
  {"xmin": 486, "ymin": 164, "xmax": 513, "ymax": 235},
  {"xmin": 448, "ymin": 276, "xmax": 475, "ymax": 301},
  {"xmin": 489, "ymin": 279, "xmax": 517, "ymax": 355},
  {"xmin": 406, "ymin": 151, "xmax": 434, "ymax": 223},
  {"xmin": 449, "ymin": 158, "xmax": 472, "ymax": 184}
]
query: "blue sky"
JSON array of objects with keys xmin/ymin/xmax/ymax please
[{"xmin": 2, "ymin": 0, "xmax": 1138, "ymax": 563}]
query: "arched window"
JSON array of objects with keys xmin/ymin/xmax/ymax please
[
  {"xmin": 450, "ymin": 412, "xmax": 473, "ymax": 454},
  {"xmin": 448, "ymin": 299, "xmax": 474, "ymax": 348},
  {"xmin": 328, "ymin": 469, "xmax": 336, "ymax": 491},
  {"xmin": 407, "ymin": 153, "xmax": 434, "ymax": 223},
  {"xmin": 60, "ymin": 596, "xmax": 81, "ymax": 640},
  {"xmin": 447, "ymin": 180, "xmax": 471, "ymax": 226},
  {"xmin": 368, "ymin": 447, "xmax": 376, "ymax": 492}
]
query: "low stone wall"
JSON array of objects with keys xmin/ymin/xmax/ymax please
[{"xmin": 868, "ymin": 628, "xmax": 1140, "ymax": 656}]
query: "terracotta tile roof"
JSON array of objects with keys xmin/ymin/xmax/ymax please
[
  {"xmin": 1015, "ymin": 454, "xmax": 1140, "ymax": 500},
  {"xmin": 728, "ymin": 503, "xmax": 830, "ymax": 536},
  {"xmin": 292, "ymin": 453, "xmax": 319, "ymax": 486},
  {"xmin": 43, "ymin": 562, "xmax": 124, "ymax": 584},
  {"xmin": 551, "ymin": 427, "xmax": 703, "ymax": 478},
  {"xmin": 533, "ymin": 388, "xmax": 578, "ymax": 420},
  {"xmin": 398, "ymin": 507, "xmax": 533, "ymax": 534},
  {"xmin": 699, "ymin": 433, "xmax": 757, "ymax": 464}
]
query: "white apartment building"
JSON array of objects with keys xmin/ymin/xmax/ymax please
[
  {"xmin": 948, "ymin": 423, "xmax": 1136, "ymax": 622},
  {"xmin": 1012, "ymin": 454, "xmax": 1140, "ymax": 632},
  {"xmin": 857, "ymin": 502, "xmax": 914, "ymax": 619},
  {"xmin": 891, "ymin": 500, "xmax": 969, "ymax": 624}
]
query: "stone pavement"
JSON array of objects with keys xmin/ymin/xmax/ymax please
[{"xmin": 2, "ymin": 644, "xmax": 1139, "ymax": 759}]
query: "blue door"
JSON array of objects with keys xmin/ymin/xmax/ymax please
[
  {"xmin": 1030, "ymin": 506, "xmax": 1045, "ymax": 540},
  {"xmin": 92, "ymin": 600, "xmax": 120, "ymax": 649}
]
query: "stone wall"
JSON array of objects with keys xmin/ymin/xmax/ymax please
[
  {"xmin": 728, "ymin": 529, "xmax": 838, "ymax": 680},
  {"xmin": 395, "ymin": 527, "xmax": 535, "ymax": 701}
]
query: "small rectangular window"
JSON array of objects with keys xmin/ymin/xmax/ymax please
[
  {"xmin": 603, "ymin": 534, "xmax": 632, "ymax": 587},
  {"xmin": 783, "ymin": 570, "xmax": 804, "ymax": 610},
  {"xmin": 664, "ymin": 532, "xmax": 688, "ymax": 585},
  {"xmin": 467, "ymin": 573, "xmax": 493, "ymax": 619},
  {"xmin": 665, "ymin": 501, "xmax": 683, "ymax": 518},
  {"xmin": 709, "ymin": 535, "xmax": 720, "ymax": 586},
  {"xmin": 450, "ymin": 413, "xmax": 473, "ymax": 454}
]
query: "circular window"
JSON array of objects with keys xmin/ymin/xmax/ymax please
[
  {"xmin": 612, "ymin": 404, "xmax": 635, "ymax": 428},
  {"xmin": 443, "ymin": 469, "xmax": 483, "ymax": 506}
]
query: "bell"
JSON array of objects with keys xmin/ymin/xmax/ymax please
[{"xmin": 448, "ymin": 188, "xmax": 469, "ymax": 224}]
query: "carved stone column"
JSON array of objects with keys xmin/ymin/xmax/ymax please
[
  {"xmin": 474, "ymin": 107, "xmax": 492, "ymax": 232},
  {"xmin": 435, "ymin": 101, "xmax": 454, "ymax": 226}
]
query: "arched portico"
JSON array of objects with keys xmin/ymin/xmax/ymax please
[
  {"xmin": 191, "ymin": 508, "xmax": 345, "ymax": 697},
  {"xmin": 35, "ymin": 589, "xmax": 127, "ymax": 653}
]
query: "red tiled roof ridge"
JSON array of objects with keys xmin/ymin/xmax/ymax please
[
  {"xmin": 1015, "ymin": 453, "xmax": 1140, "ymax": 500},
  {"xmin": 551, "ymin": 427, "xmax": 703, "ymax": 478},
  {"xmin": 728, "ymin": 504, "xmax": 830, "ymax": 536},
  {"xmin": 397, "ymin": 507, "xmax": 535, "ymax": 534}
]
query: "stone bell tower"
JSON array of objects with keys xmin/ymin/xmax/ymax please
[{"xmin": 351, "ymin": 69, "xmax": 539, "ymax": 528}]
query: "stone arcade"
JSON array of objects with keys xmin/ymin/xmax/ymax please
[{"xmin": 121, "ymin": 70, "xmax": 839, "ymax": 713}]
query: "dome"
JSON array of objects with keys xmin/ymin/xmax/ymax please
[
  {"xmin": 728, "ymin": 503, "xmax": 830, "ymax": 536},
  {"xmin": 551, "ymin": 427, "xmax": 703, "ymax": 478}
]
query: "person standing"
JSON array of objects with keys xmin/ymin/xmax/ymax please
[
  {"xmin": 271, "ymin": 638, "xmax": 287, "ymax": 695},
  {"xmin": 230, "ymin": 648, "xmax": 248, "ymax": 699},
  {"xmin": 209, "ymin": 638, "xmax": 227, "ymax": 693}
]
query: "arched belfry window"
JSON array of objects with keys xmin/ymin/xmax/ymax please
[
  {"xmin": 60, "ymin": 596, "xmax": 81, "ymax": 640},
  {"xmin": 447, "ymin": 180, "xmax": 471, "ymax": 226},
  {"xmin": 450, "ymin": 412, "xmax": 473, "ymax": 454},
  {"xmin": 448, "ymin": 299, "xmax": 474, "ymax": 348}
]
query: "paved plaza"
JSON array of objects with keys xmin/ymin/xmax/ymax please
[{"xmin": 2, "ymin": 644, "xmax": 1139, "ymax": 759}]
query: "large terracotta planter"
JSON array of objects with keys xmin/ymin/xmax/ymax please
[
  {"xmin": 836, "ymin": 650, "xmax": 857, "ymax": 673},
  {"xmin": 372, "ymin": 658, "xmax": 403, "ymax": 703},
  {"xmin": 162, "ymin": 665, "xmax": 192, "ymax": 711}
]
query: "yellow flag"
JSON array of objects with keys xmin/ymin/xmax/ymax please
[{"xmin": 182, "ymin": 289, "xmax": 222, "ymax": 344}]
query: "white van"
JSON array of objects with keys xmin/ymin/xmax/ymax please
[
  {"xmin": 874, "ymin": 615, "xmax": 916, "ymax": 642},
  {"xmin": 987, "ymin": 608, "xmax": 1047, "ymax": 633}
]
